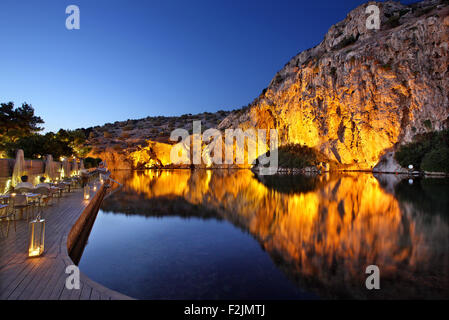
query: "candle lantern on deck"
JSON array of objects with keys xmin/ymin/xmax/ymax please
[
  {"xmin": 84, "ymin": 185, "xmax": 90, "ymax": 200},
  {"xmin": 28, "ymin": 216, "xmax": 45, "ymax": 257}
]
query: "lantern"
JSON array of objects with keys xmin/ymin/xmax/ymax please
[
  {"xmin": 28, "ymin": 216, "xmax": 45, "ymax": 257},
  {"xmin": 84, "ymin": 185, "xmax": 90, "ymax": 200}
]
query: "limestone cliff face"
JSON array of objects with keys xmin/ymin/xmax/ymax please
[
  {"xmin": 90, "ymin": 0, "xmax": 449, "ymax": 171},
  {"xmin": 219, "ymin": 0, "xmax": 449, "ymax": 170},
  {"xmin": 91, "ymin": 140, "xmax": 174, "ymax": 170}
]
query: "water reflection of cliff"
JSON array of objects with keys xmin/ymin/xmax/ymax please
[{"xmin": 102, "ymin": 170, "xmax": 449, "ymax": 299}]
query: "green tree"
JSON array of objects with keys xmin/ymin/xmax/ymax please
[
  {"xmin": 421, "ymin": 147, "xmax": 449, "ymax": 173},
  {"xmin": 1, "ymin": 102, "xmax": 92, "ymax": 159},
  {"xmin": 4, "ymin": 128, "xmax": 90, "ymax": 159},
  {"xmin": 0, "ymin": 102, "xmax": 44, "ymax": 150},
  {"xmin": 395, "ymin": 129, "xmax": 449, "ymax": 171}
]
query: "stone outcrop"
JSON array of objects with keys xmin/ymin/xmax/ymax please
[
  {"xmin": 219, "ymin": 0, "xmax": 449, "ymax": 170},
  {"xmin": 90, "ymin": 147, "xmax": 133, "ymax": 170},
  {"xmin": 88, "ymin": 0, "xmax": 449, "ymax": 171},
  {"xmin": 90, "ymin": 140, "xmax": 174, "ymax": 170},
  {"xmin": 86, "ymin": 111, "xmax": 231, "ymax": 170}
]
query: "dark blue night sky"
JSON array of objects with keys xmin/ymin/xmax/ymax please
[{"xmin": 0, "ymin": 0, "xmax": 418, "ymax": 132}]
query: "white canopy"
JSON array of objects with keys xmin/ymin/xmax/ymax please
[
  {"xmin": 12, "ymin": 149, "xmax": 25, "ymax": 187},
  {"xmin": 72, "ymin": 158, "xmax": 79, "ymax": 176},
  {"xmin": 62, "ymin": 159, "xmax": 70, "ymax": 178},
  {"xmin": 44, "ymin": 155, "xmax": 56, "ymax": 181}
]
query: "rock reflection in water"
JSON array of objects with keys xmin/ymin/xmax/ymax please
[{"xmin": 101, "ymin": 170, "xmax": 449, "ymax": 299}]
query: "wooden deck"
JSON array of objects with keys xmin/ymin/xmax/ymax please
[{"xmin": 0, "ymin": 187, "xmax": 132, "ymax": 300}]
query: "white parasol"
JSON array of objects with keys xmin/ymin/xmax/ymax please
[
  {"xmin": 62, "ymin": 158, "xmax": 70, "ymax": 178},
  {"xmin": 12, "ymin": 149, "xmax": 25, "ymax": 187},
  {"xmin": 72, "ymin": 158, "xmax": 79, "ymax": 176},
  {"xmin": 44, "ymin": 155, "xmax": 56, "ymax": 181}
]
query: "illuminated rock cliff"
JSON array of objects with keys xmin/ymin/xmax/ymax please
[
  {"xmin": 89, "ymin": 0, "xmax": 449, "ymax": 171},
  {"xmin": 219, "ymin": 0, "xmax": 449, "ymax": 170}
]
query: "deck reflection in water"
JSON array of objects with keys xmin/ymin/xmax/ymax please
[{"xmin": 79, "ymin": 170, "xmax": 449, "ymax": 299}]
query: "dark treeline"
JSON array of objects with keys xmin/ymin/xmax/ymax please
[{"xmin": 0, "ymin": 102, "xmax": 92, "ymax": 159}]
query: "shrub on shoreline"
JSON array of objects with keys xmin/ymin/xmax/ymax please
[
  {"xmin": 84, "ymin": 157, "xmax": 102, "ymax": 169},
  {"xmin": 257, "ymin": 143, "xmax": 328, "ymax": 169},
  {"xmin": 395, "ymin": 129, "xmax": 449, "ymax": 172},
  {"xmin": 421, "ymin": 147, "xmax": 449, "ymax": 173}
]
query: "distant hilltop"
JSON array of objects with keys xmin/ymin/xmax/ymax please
[
  {"xmin": 219, "ymin": 0, "xmax": 449, "ymax": 170},
  {"xmin": 85, "ymin": 110, "xmax": 231, "ymax": 170},
  {"xmin": 85, "ymin": 0, "xmax": 449, "ymax": 171}
]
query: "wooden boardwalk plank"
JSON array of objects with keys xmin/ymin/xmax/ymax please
[
  {"xmin": 79, "ymin": 284, "xmax": 92, "ymax": 300},
  {"xmin": 0, "ymin": 186, "xmax": 132, "ymax": 300}
]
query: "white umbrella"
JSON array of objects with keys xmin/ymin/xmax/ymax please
[
  {"xmin": 80, "ymin": 159, "xmax": 85, "ymax": 170},
  {"xmin": 44, "ymin": 155, "xmax": 55, "ymax": 181},
  {"xmin": 72, "ymin": 158, "xmax": 79, "ymax": 176},
  {"xmin": 12, "ymin": 149, "xmax": 25, "ymax": 187},
  {"xmin": 62, "ymin": 159, "xmax": 70, "ymax": 178}
]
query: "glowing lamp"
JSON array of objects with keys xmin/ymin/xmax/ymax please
[
  {"xmin": 28, "ymin": 217, "xmax": 45, "ymax": 257},
  {"xmin": 84, "ymin": 185, "xmax": 90, "ymax": 200}
]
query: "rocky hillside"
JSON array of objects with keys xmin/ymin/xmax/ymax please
[
  {"xmin": 87, "ymin": 0, "xmax": 449, "ymax": 171},
  {"xmin": 220, "ymin": 0, "xmax": 449, "ymax": 170},
  {"xmin": 86, "ymin": 111, "xmax": 231, "ymax": 169}
]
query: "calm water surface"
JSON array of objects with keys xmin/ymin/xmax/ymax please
[{"xmin": 78, "ymin": 170, "xmax": 449, "ymax": 299}]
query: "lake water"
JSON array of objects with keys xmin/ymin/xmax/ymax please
[{"xmin": 78, "ymin": 170, "xmax": 449, "ymax": 299}]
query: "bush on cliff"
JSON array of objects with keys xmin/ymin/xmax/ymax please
[
  {"xmin": 260, "ymin": 143, "xmax": 328, "ymax": 169},
  {"xmin": 84, "ymin": 157, "xmax": 102, "ymax": 169}
]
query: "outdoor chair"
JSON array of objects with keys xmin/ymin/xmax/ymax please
[
  {"xmin": 66, "ymin": 178, "xmax": 77, "ymax": 191},
  {"xmin": 0, "ymin": 204, "xmax": 16, "ymax": 238},
  {"xmin": 49, "ymin": 184, "xmax": 63, "ymax": 200},
  {"xmin": 72, "ymin": 177, "xmax": 82, "ymax": 189},
  {"xmin": 69, "ymin": 177, "xmax": 80, "ymax": 190},
  {"xmin": 9, "ymin": 194, "xmax": 32, "ymax": 221},
  {"xmin": 34, "ymin": 187, "xmax": 53, "ymax": 208},
  {"xmin": 56, "ymin": 183, "xmax": 70, "ymax": 195},
  {"xmin": 15, "ymin": 187, "xmax": 33, "ymax": 195},
  {"xmin": 15, "ymin": 187, "xmax": 40, "ymax": 213}
]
